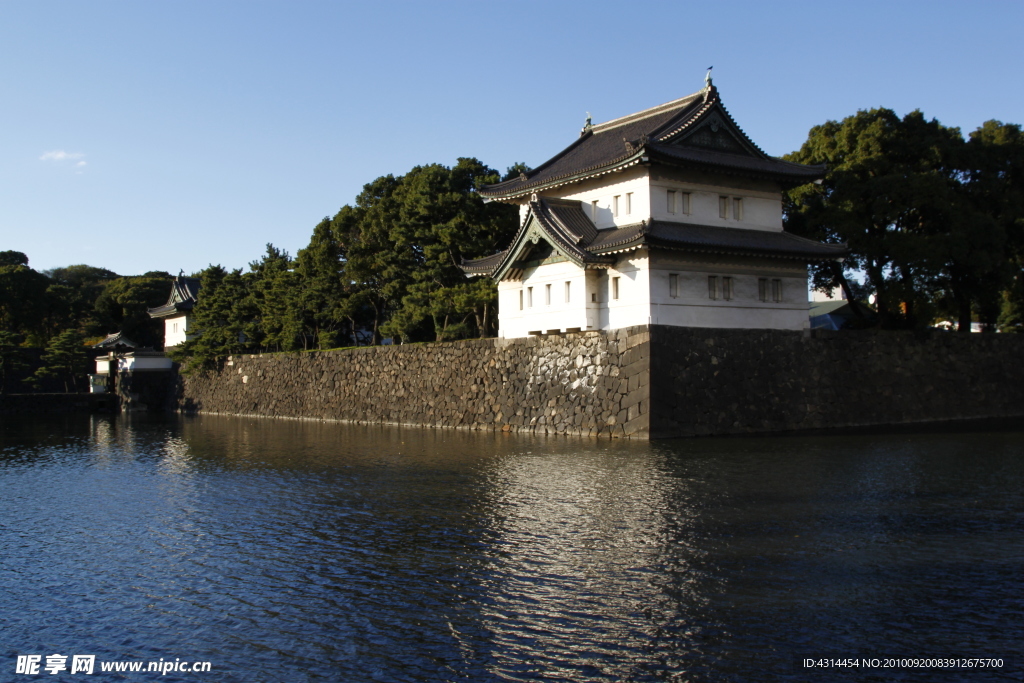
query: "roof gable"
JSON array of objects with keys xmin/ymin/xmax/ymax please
[
  {"xmin": 480, "ymin": 83, "xmax": 823, "ymax": 199},
  {"xmin": 662, "ymin": 105, "xmax": 765, "ymax": 159}
]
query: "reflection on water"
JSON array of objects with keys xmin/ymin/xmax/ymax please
[{"xmin": 1, "ymin": 414, "xmax": 1021, "ymax": 682}]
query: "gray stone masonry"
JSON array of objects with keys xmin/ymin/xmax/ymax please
[
  {"xmin": 178, "ymin": 325, "xmax": 1024, "ymax": 439},
  {"xmin": 649, "ymin": 326, "xmax": 1024, "ymax": 438},
  {"xmin": 178, "ymin": 327, "xmax": 651, "ymax": 438}
]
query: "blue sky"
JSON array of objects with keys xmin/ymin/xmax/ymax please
[{"xmin": 2, "ymin": 1, "xmax": 1022, "ymax": 277}]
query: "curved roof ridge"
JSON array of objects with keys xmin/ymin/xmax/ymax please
[{"xmin": 591, "ymin": 90, "xmax": 704, "ymax": 134}]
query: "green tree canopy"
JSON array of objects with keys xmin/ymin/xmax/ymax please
[
  {"xmin": 93, "ymin": 272, "xmax": 174, "ymax": 347},
  {"xmin": 30, "ymin": 328, "xmax": 88, "ymax": 392},
  {"xmin": 785, "ymin": 109, "xmax": 1022, "ymax": 330}
]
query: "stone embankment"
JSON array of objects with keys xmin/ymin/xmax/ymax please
[
  {"xmin": 178, "ymin": 325, "xmax": 1024, "ymax": 439},
  {"xmin": 179, "ymin": 327, "xmax": 651, "ymax": 438},
  {"xmin": 649, "ymin": 326, "xmax": 1024, "ymax": 437}
]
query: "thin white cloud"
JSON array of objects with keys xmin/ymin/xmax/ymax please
[
  {"xmin": 40, "ymin": 150, "xmax": 85, "ymax": 162},
  {"xmin": 76, "ymin": 161, "xmax": 87, "ymax": 167}
]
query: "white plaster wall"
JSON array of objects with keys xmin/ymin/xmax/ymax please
[
  {"xmin": 164, "ymin": 314, "xmax": 191, "ymax": 347},
  {"xmin": 649, "ymin": 180, "xmax": 783, "ymax": 231},
  {"xmin": 497, "ymin": 261, "xmax": 589, "ymax": 338},
  {"xmin": 119, "ymin": 355, "xmax": 174, "ymax": 372},
  {"xmin": 554, "ymin": 166, "xmax": 650, "ymax": 229},
  {"xmin": 597, "ymin": 252, "xmax": 652, "ymax": 331},
  {"xmin": 648, "ymin": 253, "xmax": 809, "ymax": 330}
]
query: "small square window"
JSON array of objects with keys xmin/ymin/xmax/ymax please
[
  {"xmin": 719, "ymin": 196, "xmax": 729, "ymax": 219},
  {"xmin": 708, "ymin": 275, "xmax": 719, "ymax": 300},
  {"xmin": 733, "ymin": 197, "xmax": 744, "ymax": 221},
  {"xmin": 612, "ymin": 276, "xmax": 620, "ymax": 300},
  {"xmin": 723, "ymin": 276, "xmax": 734, "ymax": 301},
  {"xmin": 669, "ymin": 273, "xmax": 678, "ymax": 298}
]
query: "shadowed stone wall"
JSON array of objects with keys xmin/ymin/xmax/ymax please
[
  {"xmin": 178, "ymin": 325, "xmax": 1024, "ymax": 439},
  {"xmin": 649, "ymin": 326, "xmax": 1024, "ymax": 438},
  {"xmin": 178, "ymin": 327, "xmax": 651, "ymax": 438}
]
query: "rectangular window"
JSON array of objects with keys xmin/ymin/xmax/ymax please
[
  {"xmin": 625, "ymin": 192, "xmax": 633, "ymax": 215},
  {"xmin": 733, "ymin": 197, "xmax": 744, "ymax": 221},
  {"xmin": 612, "ymin": 276, "xmax": 620, "ymax": 300},
  {"xmin": 669, "ymin": 273, "xmax": 678, "ymax": 298},
  {"xmin": 591, "ymin": 200, "xmax": 599, "ymax": 220},
  {"xmin": 680, "ymin": 192, "xmax": 691, "ymax": 215},
  {"xmin": 719, "ymin": 196, "xmax": 729, "ymax": 219},
  {"xmin": 173, "ymin": 322, "xmax": 178, "ymax": 333},
  {"xmin": 545, "ymin": 283, "xmax": 551, "ymax": 305},
  {"xmin": 527, "ymin": 286, "xmax": 533, "ymax": 308},
  {"xmin": 613, "ymin": 195, "xmax": 620, "ymax": 217},
  {"xmin": 591, "ymin": 292, "xmax": 597, "ymax": 303},
  {"xmin": 564, "ymin": 281, "xmax": 571, "ymax": 303},
  {"xmin": 708, "ymin": 275, "xmax": 719, "ymax": 300},
  {"xmin": 772, "ymin": 278, "xmax": 783, "ymax": 302},
  {"xmin": 723, "ymin": 276, "xmax": 734, "ymax": 301},
  {"xmin": 519, "ymin": 289, "xmax": 524, "ymax": 310},
  {"xmin": 758, "ymin": 278, "xmax": 768, "ymax": 302},
  {"xmin": 667, "ymin": 190, "xmax": 676, "ymax": 214}
]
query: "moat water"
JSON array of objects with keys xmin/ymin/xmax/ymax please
[{"xmin": 1, "ymin": 414, "xmax": 1021, "ymax": 682}]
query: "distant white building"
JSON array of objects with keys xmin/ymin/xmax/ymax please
[
  {"xmin": 147, "ymin": 274, "xmax": 200, "ymax": 348},
  {"xmin": 463, "ymin": 78, "xmax": 846, "ymax": 338}
]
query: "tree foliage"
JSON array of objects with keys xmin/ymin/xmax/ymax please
[
  {"xmin": 785, "ymin": 109, "xmax": 1024, "ymax": 330},
  {"xmin": 175, "ymin": 157, "xmax": 520, "ymax": 367},
  {"xmin": 30, "ymin": 328, "xmax": 89, "ymax": 392}
]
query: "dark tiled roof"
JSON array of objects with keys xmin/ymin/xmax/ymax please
[
  {"xmin": 461, "ymin": 197, "xmax": 614, "ymax": 279},
  {"xmin": 462, "ymin": 199, "xmax": 847, "ymax": 279},
  {"xmin": 94, "ymin": 332, "xmax": 138, "ymax": 348},
  {"xmin": 591, "ymin": 221, "xmax": 848, "ymax": 260},
  {"xmin": 544, "ymin": 197, "xmax": 598, "ymax": 244},
  {"xmin": 646, "ymin": 144, "xmax": 824, "ymax": 181},
  {"xmin": 461, "ymin": 251, "xmax": 505, "ymax": 275},
  {"xmin": 147, "ymin": 275, "xmax": 200, "ymax": 318},
  {"xmin": 479, "ymin": 86, "xmax": 823, "ymax": 199}
]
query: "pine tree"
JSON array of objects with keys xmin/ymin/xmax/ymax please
[{"xmin": 30, "ymin": 329, "xmax": 88, "ymax": 392}]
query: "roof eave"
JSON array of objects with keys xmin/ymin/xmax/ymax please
[{"xmin": 479, "ymin": 150, "xmax": 649, "ymax": 201}]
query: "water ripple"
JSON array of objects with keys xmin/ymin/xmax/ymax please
[{"xmin": 0, "ymin": 416, "xmax": 1021, "ymax": 682}]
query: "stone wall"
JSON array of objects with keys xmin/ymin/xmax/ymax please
[
  {"xmin": 178, "ymin": 327, "xmax": 651, "ymax": 438},
  {"xmin": 177, "ymin": 326, "xmax": 1024, "ymax": 439},
  {"xmin": 649, "ymin": 326, "xmax": 1024, "ymax": 438}
]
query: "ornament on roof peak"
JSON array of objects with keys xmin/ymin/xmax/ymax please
[
  {"xmin": 703, "ymin": 66, "xmax": 716, "ymax": 102},
  {"xmin": 580, "ymin": 112, "xmax": 593, "ymax": 137}
]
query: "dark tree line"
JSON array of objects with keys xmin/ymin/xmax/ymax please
[
  {"xmin": 176, "ymin": 158, "xmax": 523, "ymax": 367},
  {"xmin": 0, "ymin": 251, "xmax": 175, "ymax": 391},
  {"xmin": 784, "ymin": 110, "xmax": 1024, "ymax": 332}
]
